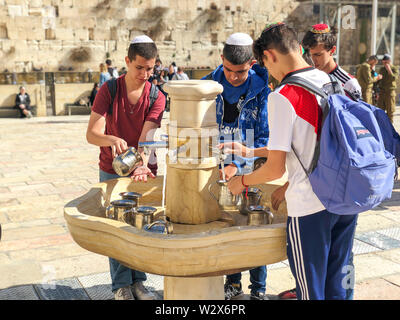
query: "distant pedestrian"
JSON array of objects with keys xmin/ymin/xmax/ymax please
[
  {"xmin": 89, "ymin": 82, "xmax": 100, "ymax": 106},
  {"xmin": 378, "ymin": 54, "xmax": 398, "ymax": 123},
  {"xmin": 172, "ymin": 66, "xmax": 189, "ymax": 80},
  {"xmin": 357, "ymin": 55, "xmax": 382, "ymax": 104},
  {"xmin": 154, "ymin": 58, "xmax": 163, "ymax": 78},
  {"xmin": 15, "ymin": 86, "xmax": 32, "ymax": 118},
  {"xmin": 105, "ymin": 59, "xmax": 119, "ymax": 78},
  {"xmin": 99, "ymin": 63, "xmax": 111, "ymax": 87},
  {"xmin": 167, "ymin": 64, "xmax": 175, "ymax": 80}
]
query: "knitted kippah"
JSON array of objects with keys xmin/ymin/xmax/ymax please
[
  {"xmin": 225, "ymin": 33, "xmax": 253, "ymax": 46},
  {"xmin": 311, "ymin": 24, "xmax": 330, "ymax": 34},
  {"xmin": 263, "ymin": 22, "xmax": 285, "ymax": 33},
  {"xmin": 131, "ymin": 35, "xmax": 154, "ymax": 44}
]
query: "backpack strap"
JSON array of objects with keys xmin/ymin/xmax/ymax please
[
  {"xmin": 106, "ymin": 78, "xmax": 117, "ymax": 115},
  {"xmin": 280, "ymin": 75, "xmax": 328, "ymax": 99},
  {"xmin": 280, "ymin": 75, "xmax": 332, "ymax": 177},
  {"xmin": 148, "ymin": 83, "xmax": 159, "ymax": 112}
]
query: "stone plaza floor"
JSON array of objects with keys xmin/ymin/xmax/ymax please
[{"xmin": 0, "ymin": 110, "xmax": 400, "ymax": 300}]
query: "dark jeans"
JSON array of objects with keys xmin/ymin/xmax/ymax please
[
  {"xmin": 227, "ymin": 266, "xmax": 267, "ymax": 294},
  {"xmin": 15, "ymin": 104, "xmax": 31, "ymax": 118},
  {"xmin": 99, "ymin": 169, "xmax": 147, "ymax": 292}
]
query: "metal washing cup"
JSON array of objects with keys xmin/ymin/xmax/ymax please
[
  {"xmin": 112, "ymin": 147, "xmax": 143, "ymax": 176},
  {"xmin": 208, "ymin": 179, "xmax": 239, "ymax": 210},
  {"xmin": 247, "ymin": 205, "xmax": 274, "ymax": 226},
  {"xmin": 237, "ymin": 187, "xmax": 263, "ymax": 215},
  {"xmin": 133, "ymin": 206, "xmax": 157, "ymax": 229},
  {"xmin": 105, "ymin": 199, "xmax": 136, "ymax": 224},
  {"xmin": 119, "ymin": 192, "xmax": 142, "ymax": 206}
]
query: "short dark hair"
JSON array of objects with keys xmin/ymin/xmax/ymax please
[
  {"xmin": 302, "ymin": 27, "xmax": 337, "ymax": 51},
  {"xmin": 128, "ymin": 42, "xmax": 158, "ymax": 61},
  {"xmin": 367, "ymin": 55, "xmax": 378, "ymax": 62},
  {"xmin": 223, "ymin": 44, "xmax": 253, "ymax": 65},
  {"xmin": 253, "ymin": 24, "xmax": 299, "ymax": 66},
  {"xmin": 302, "ymin": 49, "xmax": 314, "ymax": 66},
  {"xmin": 105, "ymin": 59, "xmax": 112, "ymax": 66}
]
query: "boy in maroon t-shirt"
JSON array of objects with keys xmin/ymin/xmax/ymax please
[{"xmin": 86, "ymin": 35, "xmax": 165, "ymax": 300}]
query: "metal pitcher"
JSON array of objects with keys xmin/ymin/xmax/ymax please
[
  {"xmin": 247, "ymin": 205, "xmax": 274, "ymax": 226},
  {"xmin": 119, "ymin": 192, "xmax": 142, "ymax": 206},
  {"xmin": 237, "ymin": 187, "xmax": 263, "ymax": 214},
  {"xmin": 144, "ymin": 219, "xmax": 173, "ymax": 234},
  {"xmin": 112, "ymin": 147, "xmax": 143, "ymax": 176},
  {"xmin": 208, "ymin": 179, "xmax": 239, "ymax": 210},
  {"xmin": 132, "ymin": 206, "xmax": 157, "ymax": 229},
  {"xmin": 105, "ymin": 199, "xmax": 136, "ymax": 224}
]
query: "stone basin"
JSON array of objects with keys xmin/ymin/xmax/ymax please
[{"xmin": 64, "ymin": 176, "xmax": 288, "ymax": 280}]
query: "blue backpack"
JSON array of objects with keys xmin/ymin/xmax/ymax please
[{"xmin": 280, "ymin": 75, "xmax": 396, "ymax": 215}]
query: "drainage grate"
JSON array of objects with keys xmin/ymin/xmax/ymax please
[
  {"xmin": 352, "ymin": 239, "xmax": 382, "ymax": 255},
  {"xmin": 78, "ymin": 273, "xmax": 113, "ymax": 300},
  {"xmin": 0, "ymin": 285, "xmax": 39, "ymax": 300},
  {"xmin": 34, "ymin": 278, "xmax": 90, "ymax": 300},
  {"xmin": 355, "ymin": 231, "xmax": 400, "ymax": 250},
  {"xmin": 376, "ymin": 227, "xmax": 400, "ymax": 242}
]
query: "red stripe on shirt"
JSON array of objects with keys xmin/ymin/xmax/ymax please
[{"xmin": 279, "ymin": 84, "xmax": 323, "ymax": 139}]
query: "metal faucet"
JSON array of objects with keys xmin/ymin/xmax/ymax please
[{"xmin": 138, "ymin": 135, "xmax": 188, "ymax": 162}]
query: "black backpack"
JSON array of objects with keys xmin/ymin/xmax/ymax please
[{"xmin": 106, "ymin": 78, "xmax": 159, "ymax": 115}]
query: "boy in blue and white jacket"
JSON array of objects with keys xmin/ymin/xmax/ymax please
[
  {"xmin": 202, "ymin": 33, "xmax": 271, "ymax": 300},
  {"xmin": 203, "ymin": 48, "xmax": 270, "ymax": 177}
]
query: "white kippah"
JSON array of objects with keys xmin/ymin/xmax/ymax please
[
  {"xmin": 131, "ymin": 35, "xmax": 154, "ymax": 44},
  {"xmin": 225, "ymin": 33, "xmax": 253, "ymax": 46}
]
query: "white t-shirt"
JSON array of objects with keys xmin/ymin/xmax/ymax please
[{"xmin": 268, "ymin": 67, "xmax": 331, "ymax": 217}]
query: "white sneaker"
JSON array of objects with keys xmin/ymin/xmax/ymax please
[
  {"xmin": 26, "ymin": 111, "xmax": 32, "ymax": 118},
  {"xmin": 114, "ymin": 286, "xmax": 135, "ymax": 300},
  {"xmin": 131, "ymin": 281, "xmax": 156, "ymax": 300}
]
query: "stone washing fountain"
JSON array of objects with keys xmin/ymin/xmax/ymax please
[{"xmin": 64, "ymin": 80, "xmax": 288, "ymax": 300}]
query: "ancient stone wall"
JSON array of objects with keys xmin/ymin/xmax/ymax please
[
  {"xmin": 0, "ymin": 1, "xmax": 398, "ymax": 73},
  {"xmin": 0, "ymin": 0, "xmax": 306, "ymax": 72}
]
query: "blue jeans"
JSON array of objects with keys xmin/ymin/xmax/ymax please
[
  {"xmin": 227, "ymin": 266, "xmax": 267, "ymax": 294},
  {"xmin": 99, "ymin": 169, "xmax": 147, "ymax": 292}
]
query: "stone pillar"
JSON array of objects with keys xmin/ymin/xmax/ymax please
[{"xmin": 163, "ymin": 80, "xmax": 223, "ymax": 224}]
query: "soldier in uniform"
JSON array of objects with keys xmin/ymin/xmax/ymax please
[
  {"xmin": 378, "ymin": 54, "xmax": 399, "ymax": 123},
  {"xmin": 356, "ymin": 55, "xmax": 382, "ymax": 104}
]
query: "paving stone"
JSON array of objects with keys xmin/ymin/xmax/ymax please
[
  {"xmin": 3, "ymin": 225, "xmax": 66, "ymax": 241},
  {"xmin": 0, "ymin": 285, "xmax": 39, "ymax": 300},
  {"xmin": 374, "ymin": 248, "xmax": 400, "ymax": 264},
  {"xmin": 256, "ymin": 267, "xmax": 296, "ymax": 295},
  {"xmin": 383, "ymin": 273, "xmax": 400, "ymax": 287},
  {"xmin": 34, "ymin": 278, "xmax": 90, "ymax": 300},
  {"xmin": 354, "ymin": 278, "xmax": 400, "ymax": 300},
  {"xmin": 267, "ymin": 261, "xmax": 288, "ymax": 270},
  {"xmin": 0, "ymin": 259, "xmax": 44, "ymax": 289},
  {"xmin": 40, "ymin": 254, "xmax": 110, "ymax": 281},
  {"xmin": 355, "ymin": 214, "xmax": 399, "ymax": 233},
  {"xmin": 1, "ymin": 233, "xmax": 73, "ymax": 252},
  {"xmin": 380, "ymin": 211, "xmax": 400, "ymax": 223},
  {"xmin": 353, "ymin": 253, "xmax": 400, "ymax": 281},
  {"xmin": 8, "ymin": 243, "xmax": 89, "ymax": 261}
]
